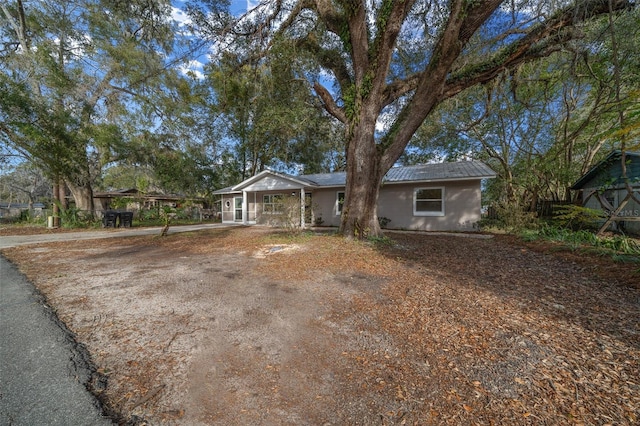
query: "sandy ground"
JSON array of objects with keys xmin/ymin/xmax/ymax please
[{"xmin": 2, "ymin": 227, "xmax": 639, "ymax": 425}]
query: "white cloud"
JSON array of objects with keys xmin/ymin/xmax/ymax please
[
  {"xmin": 178, "ymin": 59, "xmax": 205, "ymax": 80},
  {"xmin": 50, "ymin": 33, "xmax": 92, "ymax": 62},
  {"xmin": 171, "ymin": 6, "xmax": 191, "ymax": 27}
]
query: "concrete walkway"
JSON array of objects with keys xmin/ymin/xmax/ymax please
[
  {"xmin": 0, "ymin": 222, "xmax": 240, "ymax": 249},
  {"xmin": 0, "ymin": 223, "xmax": 238, "ymax": 425}
]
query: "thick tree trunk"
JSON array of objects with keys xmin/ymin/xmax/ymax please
[
  {"xmin": 57, "ymin": 180, "xmax": 68, "ymax": 211},
  {"xmin": 339, "ymin": 119, "xmax": 385, "ymax": 239},
  {"xmin": 66, "ymin": 179, "xmax": 95, "ymax": 216},
  {"xmin": 52, "ymin": 179, "xmax": 60, "ymax": 227}
]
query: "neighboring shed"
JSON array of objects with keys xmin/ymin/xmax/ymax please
[
  {"xmin": 0, "ymin": 202, "xmax": 46, "ymax": 219},
  {"xmin": 213, "ymin": 161, "xmax": 496, "ymax": 232},
  {"xmin": 94, "ymin": 189, "xmax": 205, "ymax": 212},
  {"xmin": 571, "ymin": 150, "xmax": 640, "ymax": 234}
]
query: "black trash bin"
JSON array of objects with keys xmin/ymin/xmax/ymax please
[
  {"xmin": 120, "ymin": 211, "xmax": 133, "ymax": 228},
  {"xmin": 102, "ymin": 210, "xmax": 118, "ymax": 228}
]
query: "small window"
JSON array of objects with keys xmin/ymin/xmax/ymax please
[
  {"xmin": 414, "ymin": 187, "xmax": 444, "ymax": 216},
  {"xmin": 336, "ymin": 191, "xmax": 345, "ymax": 215},
  {"xmin": 263, "ymin": 194, "xmax": 284, "ymax": 214}
]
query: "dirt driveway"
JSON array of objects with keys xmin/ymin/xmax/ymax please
[{"xmin": 2, "ymin": 227, "xmax": 639, "ymax": 425}]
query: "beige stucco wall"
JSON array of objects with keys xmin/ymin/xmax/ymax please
[
  {"xmin": 308, "ymin": 188, "xmax": 343, "ymax": 227},
  {"xmin": 377, "ymin": 180, "xmax": 482, "ymax": 231},
  {"xmin": 308, "ymin": 181, "xmax": 482, "ymax": 231}
]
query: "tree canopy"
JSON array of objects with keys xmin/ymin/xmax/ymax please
[
  {"xmin": 0, "ymin": 0, "xmax": 187, "ymax": 211},
  {"xmin": 405, "ymin": 4, "xmax": 640, "ymax": 214}
]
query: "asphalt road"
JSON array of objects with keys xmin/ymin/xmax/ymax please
[
  {"xmin": 0, "ymin": 256, "xmax": 113, "ymax": 425},
  {"xmin": 0, "ymin": 223, "xmax": 238, "ymax": 425}
]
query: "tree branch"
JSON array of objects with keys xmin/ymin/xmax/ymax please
[
  {"xmin": 379, "ymin": 0, "xmax": 503, "ymax": 170},
  {"xmin": 381, "ymin": 73, "xmax": 420, "ymax": 107},
  {"xmin": 442, "ymin": 0, "xmax": 633, "ymax": 100},
  {"xmin": 1, "ymin": 0, "xmax": 29, "ymax": 52},
  {"xmin": 313, "ymin": 82, "xmax": 346, "ymax": 123},
  {"xmin": 313, "ymin": 0, "xmax": 343, "ymax": 35},
  {"xmin": 297, "ymin": 36, "xmax": 351, "ymax": 90},
  {"xmin": 341, "ymin": 0, "xmax": 369, "ymax": 83},
  {"xmin": 380, "ymin": 0, "xmax": 633, "ymax": 171},
  {"xmin": 367, "ymin": 0, "xmax": 417, "ymax": 95}
]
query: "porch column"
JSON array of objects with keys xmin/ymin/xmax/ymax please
[
  {"xmin": 242, "ymin": 190, "xmax": 248, "ymax": 224},
  {"xmin": 300, "ymin": 188, "xmax": 306, "ymax": 229}
]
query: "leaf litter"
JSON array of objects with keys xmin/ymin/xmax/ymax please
[{"xmin": 2, "ymin": 227, "xmax": 638, "ymax": 425}]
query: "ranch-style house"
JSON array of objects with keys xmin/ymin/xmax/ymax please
[{"xmin": 213, "ymin": 161, "xmax": 496, "ymax": 232}]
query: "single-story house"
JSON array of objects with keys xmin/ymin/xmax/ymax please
[
  {"xmin": 571, "ymin": 150, "xmax": 640, "ymax": 234},
  {"xmin": 213, "ymin": 161, "xmax": 496, "ymax": 231}
]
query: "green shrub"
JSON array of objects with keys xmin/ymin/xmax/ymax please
[
  {"xmin": 139, "ymin": 209, "xmax": 160, "ymax": 221},
  {"xmin": 378, "ymin": 216, "xmax": 391, "ymax": 228},
  {"xmin": 523, "ymin": 224, "xmax": 640, "ymax": 257},
  {"xmin": 493, "ymin": 202, "xmax": 538, "ymax": 233},
  {"xmin": 552, "ymin": 205, "xmax": 605, "ymax": 231},
  {"xmin": 55, "ymin": 205, "xmax": 99, "ymax": 228}
]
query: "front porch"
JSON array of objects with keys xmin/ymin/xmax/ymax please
[
  {"xmin": 215, "ymin": 170, "xmax": 320, "ymax": 228},
  {"xmin": 220, "ymin": 190, "xmax": 315, "ymax": 227}
]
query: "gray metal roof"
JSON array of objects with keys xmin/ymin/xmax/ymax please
[
  {"xmin": 211, "ymin": 185, "xmax": 236, "ymax": 195},
  {"xmin": 298, "ymin": 171, "xmax": 346, "ymax": 187},
  {"xmin": 214, "ymin": 161, "xmax": 495, "ymax": 194},
  {"xmin": 303, "ymin": 161, "xmax": 495, "ymax": 185},
  {"xmin": 384, "ymin": 161, "xmax": 496, "ymax": 182}
]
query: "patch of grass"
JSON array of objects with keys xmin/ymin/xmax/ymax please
[
  {"xmin": 519, "ymin": 229, "xmax": 539, "ymax": 242},
  {"xmin": 133, "ymin": 217, "xmax": 211, "ymax": 227},
  {"xmin": 611, "ymin": 254, "xmax": 640, "ymax": 263},
  {"xmin": 261, "ymin": 230, "xmax": 318, "ymax": 244},
  {"xmin": 367, "ymin": 234, "xmax": 396, "ymax": 248},
  {"xmin": 581, "ymin": 247, "xmax": 609, "ymax": 257}
]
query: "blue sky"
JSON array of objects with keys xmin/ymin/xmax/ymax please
[{"xmin": 171, "ymin": 1, "xmax": 259, "ymax": 79}]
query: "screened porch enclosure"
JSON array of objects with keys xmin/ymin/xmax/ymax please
[{"xmin": 221, "ymin": 188, "xmax": 313, "ymax": 228}]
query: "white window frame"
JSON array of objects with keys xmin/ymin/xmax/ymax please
[
  {"xmin": 263, "ymin": 194, "xmax": 284, "ymax": 214},
  {"xmin": 413, "ymin": 187, "xmax": 445, "ymax": 216},
  {"xmin": 336, "ymin": 191, "xmax": 345, "ymax": 215}
]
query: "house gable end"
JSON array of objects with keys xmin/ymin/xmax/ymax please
[
  {"xmin": 572, "ymin": 151, "xmax": 640, "ymax": 191},
  {"xmin": 243, "ymin": 175, "xmax": 307, "ymax": 192},
  {"xmin": 233, "ymin": 170, "xmax": 317, "ymax": 192}
]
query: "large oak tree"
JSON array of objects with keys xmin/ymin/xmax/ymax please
[{"xmin": 190, "ymin": 0, "xmax": 635, "ymax": 237}]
